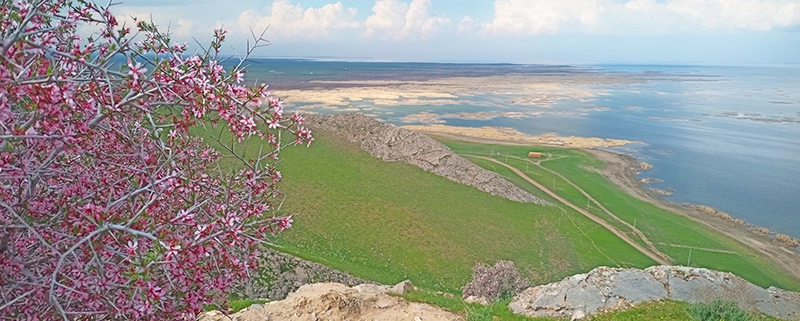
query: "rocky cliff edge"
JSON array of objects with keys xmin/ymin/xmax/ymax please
[{"xmin": 305, "ymin": 113, "xmax": 547, "ymax": 205}]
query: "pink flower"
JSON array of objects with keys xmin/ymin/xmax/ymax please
[
  {"xmin": 268, "ymin": 118, "xmax": 279, "ymax": 129},
  {"xmin": 127, "ymin": 60, "xmax": 147, "ymax": 85},
  {"xmin": 164, "ymin": 244, "xmax": 182, "ymax": 261},
  {"xmin": 277, "ymin": 216, "xmax": 293, "ymax": 231},
  {"xmin": 291, "ymin": 112, "xmax": 305, "ymax": 124},
  {"xmin": 125, "ymin": 239, "xmax": 139, "ymax": 256}
]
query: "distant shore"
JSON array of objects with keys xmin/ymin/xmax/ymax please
[{"xmin": 411, "ymin": 126, "xmax": 800, "ymax": 284}]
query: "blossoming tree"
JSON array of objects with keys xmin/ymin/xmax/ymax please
[{"xmin": 0, "ymin": 0, "xmax": 311, "ymax": 320}]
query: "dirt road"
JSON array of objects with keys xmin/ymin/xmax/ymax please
[
  {"xmin": 470, "ymin": 156, "xmax": 670, "ymax": 265},
  {"xmin": 509, "ymin": 155, "xmax": 673, "ymax": 264}
]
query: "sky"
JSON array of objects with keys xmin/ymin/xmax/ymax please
[{"xmin": 111, "ymin": 0, "xmax": 800, "ymax": 65}]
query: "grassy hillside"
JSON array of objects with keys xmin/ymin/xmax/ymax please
[
  {"xmin": 193, "ymin": 120, "xmax": 798, "ymax": 295},
  {"xmin": 272, "ymin": 132, "xmax": 655, "ymax": 292},
  {"xmin": 438, "ymin": 139, "xmax": 800, "ymax": 292}
]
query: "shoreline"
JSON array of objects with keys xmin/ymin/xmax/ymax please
[
  {"xmin": 403, "ymin": 124, "xmax": 640, "ymax": 149},
  {"xmin": 416, "ymin": 128, "xmax": 800, "ymax": 284}
]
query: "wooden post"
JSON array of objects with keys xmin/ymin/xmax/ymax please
[{"xmin": 687, "ymin": 249, "xmax": 692, "ymax": 266}]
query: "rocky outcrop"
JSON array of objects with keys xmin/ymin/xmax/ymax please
[
  {"xmin": 199, "ymin": 281, "xmax": 463, "ymax": 321},
  {"xmin": 305, "ymin": 113, "xmax": 547, "ymax": 205},
  {"xmin": 683, "ymin": 203, "xmax": 800, "ymax": 248},
  {"xmin": 509, "ymin": 266, "xmax": 800, "ymax": 320},
  {"xmin": 246, "ymin": 248, "xmax": 372, "ymax": 300}
]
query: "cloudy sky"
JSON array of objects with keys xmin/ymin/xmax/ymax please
[{"xmin": 113, "ymin": 0, "xmax": 800, "ymax": 64}]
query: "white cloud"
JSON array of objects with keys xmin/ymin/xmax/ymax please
[
  {"xmin": 174, "ymin": 19, "xmax": 195, "ymax": 38},
  {"xmin": 364, "ymin": 0, "xmax": 450, "ymax": 40},
  {"xmin": 457, "ymin": 16, "xmax": 479, "ymax": 35},
  {"xmin": 659, "ymin": 0, "xmax": 800, "ymax": 31},
  {"xmin": 238, "ymin": 1, "xmax": 360, "ymax": 40},
  {"xmin": 109, "ymin": 7, "xmax": 204, "ymax": 40},
  {"xmin": 478, "ymin": 0, "xmax": 800, "ymax": 36},
  {"xmin": 481, "ymin": 0, "xmax": 602, "ymax": 35}
]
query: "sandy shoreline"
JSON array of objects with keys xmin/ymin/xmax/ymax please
[
  {"xmin": 404, "ymin": 124, "xmax": 640, "ymax": 149},
  {"xmin": 415, "ymin": 129, "xmax": 800, "ymax": 284},
  {"xmin": 274, "ymin": 73, "xmax": 638, "ymax": 110}
]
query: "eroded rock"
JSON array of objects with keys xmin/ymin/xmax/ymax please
[
  {"xmin": 510, "ymin": 266, "xmax": 800, "ymax": 320},
  {"xmin": 305, "ymin": 113, "xmax": 548, "ymax": 205},
  {"xmin": 464, "ymin": 295, "xmax": 491, "ymax": 306},
  {"xmin": 199, "ymin": 283, "xmax": 464, "ymax": 321},
  {"xmin": 388, "ymin": 280, "xmax": 415, "ymax": 295}
]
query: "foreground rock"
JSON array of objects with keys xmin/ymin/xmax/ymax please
[
  {"xmin": 509, "ymin": 266, "xmax": 800, "ymax": 320},
  {"xmin": 306, "ymin": 113, "xmax": 547, "ymax": 205},
  {"xmin": 199, "ymin": 282, "xmax": 463, "ymax": 321}
]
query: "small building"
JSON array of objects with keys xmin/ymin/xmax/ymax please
[{"xmin": 528, "ymin": 152, "xmax": 542, "ymax": 158}]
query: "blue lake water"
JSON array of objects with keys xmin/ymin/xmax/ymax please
[{"xmin": 239, "ymin": 59, "xmax": 800, "ymax": 239}]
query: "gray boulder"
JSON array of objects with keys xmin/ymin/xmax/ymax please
[{"xmin": 510, "ymin": 266, "xmax": 800, "ymax": 320}]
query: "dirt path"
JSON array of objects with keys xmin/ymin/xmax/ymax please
[
  {"xmin": 422, "ymin": 132, "xmax": 800, "ymax": 285},
  {"xmin": 507, "ymin": 155, "xmax": 673, "ymax": 264},
  {"xmin": 469, "ymin": 155, "xmax": 670, "ymax": 265},
  {"xmin": 585, "ymin": 149, "xmax": 800, "ymax": 283}
]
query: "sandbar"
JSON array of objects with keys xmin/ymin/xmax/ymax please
[
  {"xmin": 403, "ymin": 124, "xmax": 639, "ymax": 149},
  {"xmin": 273, "ymin": 73, "xmax": 634, "ymax": 108}
]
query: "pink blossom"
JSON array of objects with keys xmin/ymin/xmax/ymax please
[
  {"xmin": 268, "ymin": 118, "xmax": 279, "ymax": 129},
  {"xmin": 127, "ymin": 60, "xmax": 147, "ymax": 85},
  {"xmin": 277, "ymin": 216, "xmax": 293, "ymax": 231},
  {"xmin": 1, "ymin": 2, "xmax": 311, "ymax": 320}
]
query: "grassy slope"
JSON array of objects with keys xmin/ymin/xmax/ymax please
[
  {"xmin": 195, "ymin": 125, "xmax": 798, "ymax": 319},
  {"xmin": 272, "ymin": 132, "xmax": 655, "ymax": 292},
  {"xmin": 438, "ymin": 139, "xmax": 800, "ymax": 292}
]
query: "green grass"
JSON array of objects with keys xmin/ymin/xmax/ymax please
[
  {"xmin": 437, "ymin": 139, "xmax": 800, "ymax": 292},
  {"xmin": 228, "ymin": 298, "xmax": 268, "ymax": 312},
  {"xmin": 271, "ymin": 132, "xmax": 655, "ymax": 293},
  {"xmin": 587, "ymin": 300, "xmax": 783, "ymax": 321},
  {"xmin": 399, "ymin": 290, "xmax": 558, "ymax": 321},
  {"xmin": 192, "ymin": 125, "xmax": 799, "ymax": 319}
]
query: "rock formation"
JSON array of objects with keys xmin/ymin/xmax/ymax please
[
  {"xmin": 305, "ymin": 113, "xmax": 548, "ymax": 205},
  {"xmin": 199, "ymin": 281, "xmax": 463, "ymax": 321},
  {"xmin": 509, "ymin": 266, "xmax": 800, "ymax": 320},
  {"xmin": 246, "ymin": 248, "xmax": 371, "ymax": 300}
]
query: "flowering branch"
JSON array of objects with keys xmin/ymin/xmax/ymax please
[{"xmin": 0, "ymin": 1, "xmax": 312, "ymax": 320}]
